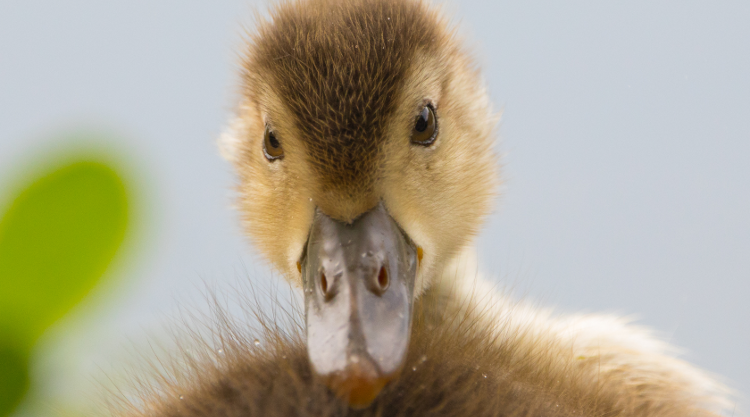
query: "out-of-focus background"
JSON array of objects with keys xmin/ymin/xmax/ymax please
[{"xmin": 1, "ymin": 0, "xmax": 748, "ymax": 415}]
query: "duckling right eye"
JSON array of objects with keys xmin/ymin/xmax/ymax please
[
  {"xmin": 411, "ymin": 105, "xmax": 437, "ymax": 146},
  {"xmin": 263, "ymin": 126, "xmax": 284, "ymax": 160}
]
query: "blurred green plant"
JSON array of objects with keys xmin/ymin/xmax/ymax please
[{"xmin": 0, "ymin": 161, "xmax": 129, "ymax": 416}]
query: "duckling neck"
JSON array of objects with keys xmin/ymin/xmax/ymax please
[{"xmin": 427, "ymin": 245, "xmax": 491, "ymax": 303}]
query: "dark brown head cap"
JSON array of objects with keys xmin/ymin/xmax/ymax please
[{"xmin": 243, "ymin": 0, "xmax": 450, "ymax": 204}]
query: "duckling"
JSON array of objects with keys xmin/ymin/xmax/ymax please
[{"xmin": 116, "ymin": 0, "xmax": 732, "ymax": 415}]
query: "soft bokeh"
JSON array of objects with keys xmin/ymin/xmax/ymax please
[
  {"xmin": 1, "ymin": 0, "xmax": 747, "ymax": 414},
  {"xmin": 0, "ymin": 156, "xmax": 129, "ymax": 415}
]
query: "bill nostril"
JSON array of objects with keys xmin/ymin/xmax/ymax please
[
  {"xmin": 376, "ymin": 266, "xmax": 389, "ymax": 293},
  {"xmin": 320, "ymin": 272, "xmax": 329, "ymax": 296}
]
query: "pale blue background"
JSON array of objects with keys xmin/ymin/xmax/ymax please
[{"xmin": 1, "ymin": 0, "xmax": 748, "ymax": 413}]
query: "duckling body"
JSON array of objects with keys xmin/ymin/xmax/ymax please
[
  {"xmin": 114, "ymin": 0, "xmax": 732, "ymax": 415},
  {"xmin": 117, "ymin": 270, "xmax": 727, "ymax": 417}
]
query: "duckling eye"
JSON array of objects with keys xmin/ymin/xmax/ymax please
[
  {"xmin": 263, "ymin": 126, "xmax": 284, "ymax": 160},
  {"xmin": 411, "ymin": 105, "xmax": 437, "ymax": 146}
]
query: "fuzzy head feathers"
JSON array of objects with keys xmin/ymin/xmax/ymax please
[{"xmin": 221, "ymin": 0, "xmax": 499, "ymax": 292}]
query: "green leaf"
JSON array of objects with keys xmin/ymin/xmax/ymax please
[
  {"xmin": 0, "ymin": 160, "xmax": 129, "ymax": 416},
  {"xmin": 0, "ymin": 160, "xmax": 128, "ymax": 342},
  {"xmin": 0, "ymin": 345, "xmax": 29, "ymax": 416}
]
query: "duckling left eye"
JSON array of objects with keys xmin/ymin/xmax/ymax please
[
  {"xmin": 411, "ymin": 105, "xmax": 437, "ymax": 146},
  {"xmin": 263, "ymin": 125, "xmax": 284, "ymax": 160}
]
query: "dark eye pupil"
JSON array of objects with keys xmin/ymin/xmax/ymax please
[
  {"xmin": 268, "ymin": 133, "xmax": 280, "ymax": 149},
  {"xmin": 415, "ymin": 108, "xmax": 429, "ymax": 132}
]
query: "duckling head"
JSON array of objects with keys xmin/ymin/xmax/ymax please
[{"xmin": 220, "ymin": 0, "xmax": 498, "ymax": 407}]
